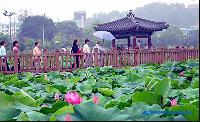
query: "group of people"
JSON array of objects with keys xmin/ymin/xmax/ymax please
[
  {"xmin": 0, "ymin": 39, "xmax": 105, "ymax": 73},
  {"xmin": 0, "ymin": 40, "xmax": 42, "ymax": 75},
  {"xmin": 71, "ymin": 39, "xmax": 105, "ymax": 68},
  {"xmin": 0, "ymin": 41, "xmax": 20, "ymax": 72}
]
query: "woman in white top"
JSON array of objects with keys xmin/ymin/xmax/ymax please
[
  {"xmin": 0, "ymin": 41, "xmax": 6, "ymax": 57},
  {"xmin": 83, "ymin": 39, "xmax": 90, "ymax": 67},
  {"xmin": 83, "ymin": 39, "xmax": 90, "ymax": 53},
  {"xmin": 0, "ymin": 41, "xmax": 10, "ymax": 71}
]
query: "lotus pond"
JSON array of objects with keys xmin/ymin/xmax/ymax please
[{"xmin": 0, "ymin": 59, "xmax": 199, "ymax": 121}]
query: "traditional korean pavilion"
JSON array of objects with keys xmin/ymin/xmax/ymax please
[{"xmin": 94, "ymin": 10, "xmax": 169, "ymax": 49}]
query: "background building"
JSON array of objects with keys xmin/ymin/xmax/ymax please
[
  {"xmin": 180, "ymin": 25, "xmax": 199, "ymax": 35},
  {"xmin": 0, "ymin": 23, "xmax": 20, "ymax": 39},
  {"xmin": 74, "ymin": 11, "xmax": 86, "ymax": 28}
]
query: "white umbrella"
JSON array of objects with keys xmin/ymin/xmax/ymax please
[{"xmin": 93, "ymin": 31, "xmax": 116, "ymax": 41}]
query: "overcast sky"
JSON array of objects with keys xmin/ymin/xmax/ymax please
[{"xmin": 0, "ymin": 0, "xmax": 199, "ymax": 24}]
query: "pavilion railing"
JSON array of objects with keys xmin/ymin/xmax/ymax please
[{"xmin": 0, "ymin": 48, "xmax": 199, "ymax": 74}]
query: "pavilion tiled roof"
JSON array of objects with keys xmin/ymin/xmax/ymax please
[{"xmin": 94, "ymin": 12, "xmax": 169, "ymax": 33}]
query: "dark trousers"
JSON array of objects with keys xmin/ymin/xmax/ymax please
[
  {"xmin": 1, "ymin": 58, "xmax": 10, "ymax": 71},
  {"xmin": 72, "ymin": 56, "xmax": 79, "ymax": 68},
  {"xmin": 11, "ymin": 58, "xmax": 20, "ymax": 72}
]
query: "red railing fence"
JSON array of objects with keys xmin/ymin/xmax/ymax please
[{"xmin": 0, "ymin": 48, "xmax": 199, "ymax": 74}]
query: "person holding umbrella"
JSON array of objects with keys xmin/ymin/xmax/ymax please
[
  {"xmin": 93, "ymin": 31, "xmax": 116, "ymax": 48},
  {"xmin": 92, "ymin": 41, "xmax": 105, "ymax": 66},
  {"xmin": 92, "ymin": 41, "xmax": 105, "ymax": 53}
]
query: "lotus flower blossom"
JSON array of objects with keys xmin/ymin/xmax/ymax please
[
  {"xmin": 65, "ymin": 91, "xmax": 83, "ymax": 105},
  {"xmin": 54, "ymin": 92, "xmax": 61, "ymax": 100},
  {"xmin": 179, "ymin": 72, "xmax": 184, "ymax": 77},
  {"xmin": 41, "ymin": 104, "xmax": 48, "ymax": 108},
  {"xmin": 44, "ymin": 74, "xmax": 49, "ymax": 80},
  {"xmin": 93, "ymin": 95, "xmax": 100, "ymax": 105},
  {"xmin": 64, "ymin": 113, "xmax": 72, "ymax": 121},
  {"xmin": 170, "ymin": 99, "xmax": 177, "ymax": 106}
]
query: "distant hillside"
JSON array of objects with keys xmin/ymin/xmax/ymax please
[
  {"xmin": 86, "ymin": 2, "xmax": 199, "ymax": 28},
  {"xmin": 134, "ymin": 2, "xmax": 199, "ymax": 28}
]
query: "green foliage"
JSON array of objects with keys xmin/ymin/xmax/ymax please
[
  {"xmin": 19, "ymin": 15, "xmax": 56, "ymax": 41},
  {"xmin": 170, "ymin": 104, "xmax": 199, "ymax": 121},
  {"xmin": 55, "ymin": 21, "xmax": 83, "ymax": 48},
  {"xmin": 0, "ymin": 33, "xmax": 10, "ymax": 42},
  {"xmin": 152, "ymin": 26, "xmax": 185, "ymax": 46},
  {"xmin": 155, "ymin": 78, "xmax": 171, "ymax": 96},
  {"xmin": 132, "ymin": 91, "xmax": 162, "ymax": 105},
  {"xmin": 98, "ymin": 88, "xmax": 115, "ymax": 97},
  {"xmin": 56, "ymin": 102, "xmax": 130, "ymax": 121},
  {"xmin": 0, "ymin": 59, "xmax": 199, "ymax": 121}
]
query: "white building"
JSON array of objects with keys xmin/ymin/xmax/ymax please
[
  {"xmin": 0, "ymin": 23, "xmax": 20, "ymax": 39},
  {"xmin": 180, "ymin": 25, "xmax": 199, "ymax": 35},
  {"xmin": 74, "ymin": 11, "xmax": 86, "ymax": 28}
]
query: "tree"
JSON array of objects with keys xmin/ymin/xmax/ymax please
[
  {"xmin": 55, "ymin": 21, "xmax": 83, "ymax": 48},
  {"xmin": 17, "ymin": 10, "xmax": 29, "ymax": 24},
  {"xmin": 134, "ymin": 2, "xmax": 199, "ymax": 28},
  {"xmin": 152, "ymin": 26, "xmax": 185, "ymax": 46},
  {"xmin": 185, "ymin": 29, "xmax": 199, "ymax": 46},
  {"xmin": 19, "ymin": 15, "xmax": 56, "ymax": 41},
  {"xmin": 0, "ymin": 33, "xmax": 10, "ymax": 42}
]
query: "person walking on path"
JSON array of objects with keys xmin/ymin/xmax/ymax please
[
  {"xmin": 12, "ymin": 41, "xmax": 20, "ymax": 72},
  {"xmin": 33, "ymin": 42, "xmax": 42, "ymax": 75},
  {"xmin": 92, "ymin": 41, "xmax": 105, "ymax": 53},
  {"xmin": 0, "ymin": 41, "xmax": 10, "ymax": 71},
  {"xmin": 92, "ymin": 41, "xmax": 105, "ymax": 66},
  {"xmin": 137, "ymin": 40, "xmax": 141, "ymax": 49},
  {"xmin": 71, "ymin": 39, "xmax": 80, "ymax": 68},
  {"xmin": 83, "ymin": 39, "xmax": 90, "ymax": 67}
]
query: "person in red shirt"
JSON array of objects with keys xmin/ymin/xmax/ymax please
[{"xmin": 11, "ymin": 41, "xmax": 20, "ymax": 72}]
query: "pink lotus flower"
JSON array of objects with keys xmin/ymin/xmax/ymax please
[
  {"xmin": 93, "ymin": 95, "xmax": 100, "ymax": 105},
  {"xmin": 170, "ymin": 99, "xmax": 177, "ymax": 106},
  {"xmin": 54, "ymin": 92, "xmax": 61, "ymax": 100},
  {"xmin": 65, "ymin": 91, "xmax": 83, "ymax": 105},
  {"xmin": 41, "ymin": 104, "xmax": 48, "ymax": 108},
  {"xmin": 64, "ymin": 113, "xmax": 72, "ymax": 121},
  {"xmin": 179, "ymin": 72, "xmax": 184, "ymax": 77}
]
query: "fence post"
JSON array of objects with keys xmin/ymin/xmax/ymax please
[
  {"xmin": 94, "ymin": 48, "xmax": 98, "ymax": 67},
  {"xmin": 43, "ymin": 49, "xmax": 48, "ymax": 72},
  {"xmin": 134, "ymin": 48, "xmax": 139, "ymax": 66},
  {"xmin": 113, "ymin": 47, "xmax": 118, "ymax": 67},
  {"xmin": 55, "ymin": 50, "xmax": 60, "ymax": 71},
  {"xmin": 14, "ymin": 51, "xmax": 19, "ymax": 73}
]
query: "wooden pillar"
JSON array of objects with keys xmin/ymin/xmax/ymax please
[
  {"xmin": 148, "ymin": 36, "xmax": 152, "ymax": 49},
  {"xmin": 55, "ymin": 50, "xmax": 60, "ymax": 71},
  {"xmin": 14, "ymin": 51, "xmax": 19, "ymax": 73},
  {"xmin": 128, "ymin": 37, "xmax": 131, "ymax": 49},
  {"xmin": 43, "ymin": 49, "xmax": 48, "ymax": 72},
  {"xmin": 94, "ymin": 48, "xmax": 99, "ymax": 67},
  {"xmin": 112, "ymin": 39, "xmax": 116, "ymax": 48},
  {"xmin": 133, "ymin": 36, "xmax": 136, "ymax": 49}
]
